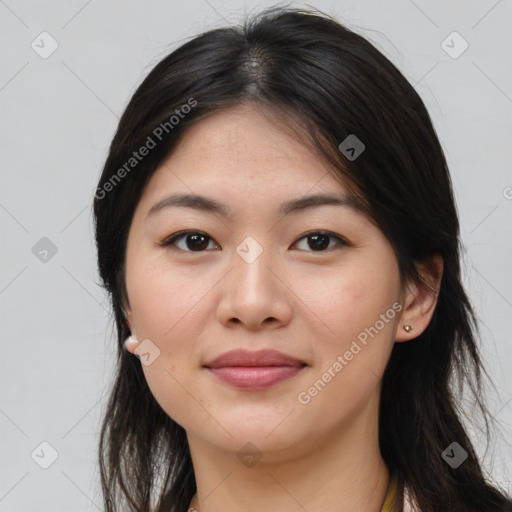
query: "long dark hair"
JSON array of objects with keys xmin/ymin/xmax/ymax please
[{"xmin": 93, "ymin": 6, "xmax": 512, "ymax": 512}]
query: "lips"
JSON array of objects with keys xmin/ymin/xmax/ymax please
[
  {"xmin": 204, "ymin": 349, "xmax": 307, "ymax": 390},
  {"xmin": 204, "ymin": 349, "xmax": 306, "ymax": 368}
]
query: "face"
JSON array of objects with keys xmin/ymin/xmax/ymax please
[{"xmin": 123, "ymin": 103, "xmax": 410, "ymax": 461}]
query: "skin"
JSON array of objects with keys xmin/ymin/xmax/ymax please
[{"xmin": 123, "ymin": 103, "xmax": 442, "ymax": 512}]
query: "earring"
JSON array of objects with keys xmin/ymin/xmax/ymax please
[
  {"xmin": 123, "ymin": 335, "xmax": 139, "ymax": 350},
  {"xmin": 403, "ymin": 325, "xmax": 413, "ymax": 332}
]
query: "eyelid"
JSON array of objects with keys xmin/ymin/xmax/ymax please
[
  {"xmin": 294, "ymin": 230, "xmax": 349, "ymax": 251},
  {"xmin": 160, "ymin": 229, "xmax": 349, "ymax": 252},
  {"xmin": 160, "ymin": 230, "xmax": 219, "ymax": 251}
]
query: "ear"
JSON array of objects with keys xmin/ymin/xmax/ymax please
[
  {"xmin": 124, "ymin": 306, "xmax": 134, "ymax": 333},
  {"xmin": 395, "ymin": 254, "xmax": 443, "ymax": 342},
  {"xmin": 121, "ymin": 297, "xmax": 137, "ymax": 353}
]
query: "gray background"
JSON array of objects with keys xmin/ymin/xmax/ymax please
[{"xmin": 1, "ymin": 0, "xmax": 511, "ymax": 510}]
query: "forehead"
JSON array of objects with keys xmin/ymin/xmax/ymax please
[
  {"xmin": 143, "ymin": 103, "xmax": 350, "ymax": 201},
  {"xmin": 175, "ymin": 103, "xmax": 310, "ymax": 157}
]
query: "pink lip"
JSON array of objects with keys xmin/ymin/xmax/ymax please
[{"xmin": 204, "ymin": 349, "xmax": 307, "ymax": 390}]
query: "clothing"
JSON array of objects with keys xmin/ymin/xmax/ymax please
[
  {"xmin": 382, "ymin": 475, "xmax": 398, "ymax": 511},
  {"xmin": 187, "ymin": 476, "xmax": 416, "ymax": 512},
  {"xmin": 382, "ymin": 476, "xmax": 416, "ymax": 512}
]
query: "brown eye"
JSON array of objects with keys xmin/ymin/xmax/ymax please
[
  {"xmin": 161, "ymin": 230, "xmax": 347, "ymax": 253},
  {"xmin": 294, "ymin": 231, "xmax": 347, "ymax": 252},
  {"xmin": 161, "ymin": 231, "xmax": 219, "ymax": 252}
]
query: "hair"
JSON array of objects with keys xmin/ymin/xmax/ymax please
[{"xmin": 93, "ymin": 6, "xmax": 512, "ymax": 512}]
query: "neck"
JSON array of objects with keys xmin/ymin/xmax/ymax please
[{"xmin": 186, "ymin": 395, "xmax": 389, "ymax": 512}]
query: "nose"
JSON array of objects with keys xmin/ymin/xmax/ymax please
[{"xmin": 215, "ymin": 238, "xmax": 293, "ymax": 331}]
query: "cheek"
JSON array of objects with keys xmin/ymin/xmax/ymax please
[
  {"xmin": 126, "ymin": 251, "xmax": 207, "ymax": 340},
  {"xmin": 291, "ymin": 263, "xmax": 400, "ymax": 427},
  {"xmin": 293, "ymin": 253, "xmax": 402, "ymax": 413},
  {"xmin": 127, "ymin": 259, "xmax": 212, "ymax": 429},
  {"xmin": 295, "ymin": 258, "xmax": 400, "ymax": 344}
]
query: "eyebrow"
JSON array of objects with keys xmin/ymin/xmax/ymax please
[{"xmin": 146, "ymin": 192, "xmax": 363, "ymax": 220}]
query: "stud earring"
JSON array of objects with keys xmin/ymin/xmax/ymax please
[
  {"xmin": 123, "ymin": 335, "xmax": 139, "ymax": 350},
  {"xmin": 403, "ymin": 325, "xmax": 413, "ymax": 332}
]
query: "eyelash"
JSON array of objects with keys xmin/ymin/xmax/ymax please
[{"xmin": 160, "ymin": 230, "xmax": 349, "ymax": 253}]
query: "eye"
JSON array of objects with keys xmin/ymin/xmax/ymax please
[
  {"xmin": 160, "ymin": 230, "xmax": 347, "ymax": 253},
  {"xmin": 293, "ymin": 231, "xmax": 348, "ymax": 252},
  {"xmin": 161, "ymin": 230, "xmax": 219, "ymax": 252}
]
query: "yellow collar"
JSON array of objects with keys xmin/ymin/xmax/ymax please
[{"xmin": 381, "ymin": 475, "xmax": 398, "ymax": 512}]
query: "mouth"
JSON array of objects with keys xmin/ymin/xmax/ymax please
[{"xmin": 203, "ymin": 349, "xmax": 308, "ymax": 390}]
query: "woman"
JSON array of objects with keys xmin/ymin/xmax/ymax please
[{"xmin": 93, "ymin": 6, "xmax": 512, "ymax": 512}]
